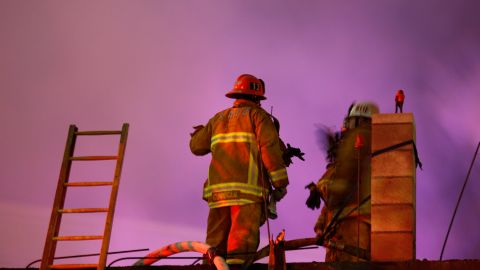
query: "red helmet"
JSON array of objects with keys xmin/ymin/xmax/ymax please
[{"xmin": 226, "ymin": 74, "xmax": 266, "ymax": 100}]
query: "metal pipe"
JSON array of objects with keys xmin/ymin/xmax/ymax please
[
  {"xmin": 440, "ymin": 141, "xmax": 480, "ymax": 260},
  {"xmin": 26, "ymin": 248, "xmax": 149, "ymax": 268}
]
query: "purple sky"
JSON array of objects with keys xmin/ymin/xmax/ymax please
[{"xmin": 1, "ymin": 0, "xmax": 480, "ymax": 267}]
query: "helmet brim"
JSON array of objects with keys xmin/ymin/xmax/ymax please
[{"xmin": 225, "ymin": 91, "xmax": 267, "ymax": 100}]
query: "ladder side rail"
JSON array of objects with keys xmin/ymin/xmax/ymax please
[
  {"xmin": 41, "ymin": 125, "xmax": 78, "ymax": 270},
  {"xmin": 98, "ymin": 123, "xmax": 129, "ymax": 270}
]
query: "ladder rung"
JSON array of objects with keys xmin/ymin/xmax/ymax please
[
  {"xmin": 50, "ymin": 264, "xmax": 98, "ymax": 269},
  {"xmin": 70, "ymin": 156, "xmax": 118, "ymax": 161},
  {"xmin": 59, "ymin": 208, "xmax": 109, "ymax": 213},
  {"xmin": 75, "ymin": 130, "xmax": 122, "ymax": 136},
  {"xmin": 65, "ymin": 181, "xmax": 113, "ymax": 187},
  {"xmin": 54, "ymin": 235, "xmax": 103, "ymax": 241}
]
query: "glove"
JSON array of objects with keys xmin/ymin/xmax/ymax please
[
  {"xmin": 272, "ymin": 187, "xmax": 287, "ymax": 202},
  {"xmin": 283, "ymin": 144, "xmax": 305, "ymax": 166},
  {"xmin": 305, "ymin": 182, "xmax": 321, "ymax": 210},
  {"xmin": 268, "ymin": 199, "xmax": 278, "ymax": 220},
  {"xmin": 287, "ymin": 144, "xmax": 305, "ymax": 161},
  {"xmin": 268, "ymin": 188, "xmax": 287, "ymax": 220}
]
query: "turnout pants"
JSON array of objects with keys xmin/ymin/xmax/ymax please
[
  {"xmin": 206, "ymin": 203, "xmax": 262, "ymax": 264},
  {"xmin": 325, "ymin": 217, "xmax": 370, "ymax": 262}
]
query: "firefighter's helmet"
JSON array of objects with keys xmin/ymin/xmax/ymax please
[
  {"xmin": 343, "ymin": 101, "xmax": 380, "ymax": 129},
  {"xmin": 348, "ymin": 102, "xmax": 379, "ymax": 118},
  {"xmin": 226, "ymin": 74, "xmax": 266, "ymax": 100}
]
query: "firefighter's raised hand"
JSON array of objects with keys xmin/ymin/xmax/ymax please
[
  {"xmin": 305, "ymin": 182, "xmax": 321, "ymax": 210},
  {"xmin": 190, "ymin": 125, "xmax": 204, "ymax": 137},
  {"xmin": 288, "ymin": 144, "xmax": 305, "ymax": 161},
  {"xmin": 282, "ymin": 143, "xmax": 305, "ymax": 166}
]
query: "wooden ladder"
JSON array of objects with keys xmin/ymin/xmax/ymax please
[{"xmin": 40, "ymin": 123, "xmax": 129, "ymax": 270}]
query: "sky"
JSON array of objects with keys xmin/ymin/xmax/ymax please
[{"xmin": 1, "ymin": 0, "xmax": 480, "ymax": 267}]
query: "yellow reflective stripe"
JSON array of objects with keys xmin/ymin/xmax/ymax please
[
  {"xmin": 204, "ymin": 182, "xmax": 264, "ymax": 197},
  {"xmin": 248, "ymin": 142, "xmax": 259, "ymax": 186},
  {"xmin": 269, "ymin": 168, "xmax": 288, "ymax": 183},
  {"xmin": 226, "ymin": 258, "xmax": 245, "ymax": 264},
  {"xmin": 209, "ymin": 132, "xmax": 261, "ymax": 186},
  {"xmin": 208, "ymin": 199, "xmax": 254, "ymax": 208},
  {"xmin": 210, "ymin": 132, "xmax": 255, "ymax": 147}
]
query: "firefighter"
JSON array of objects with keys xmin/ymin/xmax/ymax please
[
  {"xmin": 190, "ymin": 74, "xmax": 289, "ymax": 265},
  {"xmin": 307, "ymin": 102, "xmax": 378, "ymax": 262},
  {"xmin": 395, "ymin": 89, "xmax": 405, "ymax": 113}
]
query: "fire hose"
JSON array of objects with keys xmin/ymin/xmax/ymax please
[{"xmin": 133, "ymin": 241, "xmax": 228, "ymax": 270}]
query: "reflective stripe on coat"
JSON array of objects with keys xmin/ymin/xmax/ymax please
[{"xmin": 190, "ymin": 99, "xmax": 289, "ymax": 208}]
